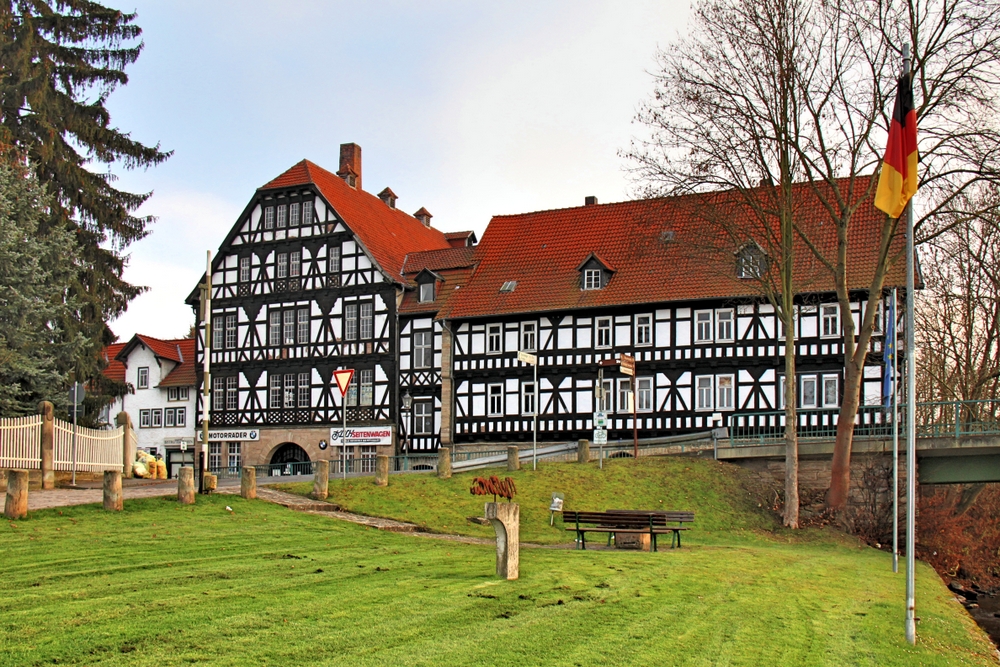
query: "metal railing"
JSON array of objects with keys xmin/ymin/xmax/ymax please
[{"xmin": 727, "ymin": 399, "xmax": 1000, "ymax": 447}]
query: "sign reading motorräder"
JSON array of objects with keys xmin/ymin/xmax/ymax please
[
  {"xmin": 205, "ymin": 429, "xmax": 260, "ymax": 442},
  {"xmin": 330, "ymin": 427, "xmax": 393, "ymax": 446}
]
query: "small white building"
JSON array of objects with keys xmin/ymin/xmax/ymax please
[{"xmin": 102, "ymin": 335, "xmax": 197, "ymax": 477}]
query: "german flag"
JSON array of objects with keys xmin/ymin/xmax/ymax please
[{"xmin": 874, "ymin": 74, "xmax": 918, "ymax": 218}]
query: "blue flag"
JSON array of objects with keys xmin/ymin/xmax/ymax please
[{"xmin": 883, "ymin": 297, "xmax": 896, "ymax": 407}]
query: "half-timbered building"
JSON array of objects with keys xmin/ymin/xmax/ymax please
[
  {"xmin": 188, "ymin": 144, "xmax": 475, "ymax": 468},
  {"xmin": 439, "ymin": 187, "xmax": 905, "ymax": 445}
]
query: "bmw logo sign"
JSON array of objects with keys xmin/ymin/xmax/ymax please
[{"xmin": 319, "ymin": 439, "xmax": 328, "ymax": 450}]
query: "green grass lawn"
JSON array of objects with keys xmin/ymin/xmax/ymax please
[{"xmin": 0, "ymin": 460, "xmax": 995, "ymax": 666}]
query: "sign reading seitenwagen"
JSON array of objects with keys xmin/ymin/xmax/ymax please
[{"xmin": 330, "ymin": 427, "xmax": 393, "ymax": 446}]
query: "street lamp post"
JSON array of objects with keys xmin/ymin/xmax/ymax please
[{"xmin": 401, "ymin": 391, "xmax": 412, "ymax": 471}]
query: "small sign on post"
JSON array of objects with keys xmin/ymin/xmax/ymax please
[
  {"xmin": 619, "ymin": 354, "xmax": 635, "ymax": 376},
  {"xmin": 593, "ymin": 411, "xmax": 607, "ymax": 428},
  {"xmin": 517, "ymin": 350, "xmax": 537, "ymax": 365},
  {"xmin": 593, "ymin": 428, "xmax": 607, "ymax": 445},
  {"xmin": 333, "ymin": 369, "xmax": 355, "ymax": 480}
]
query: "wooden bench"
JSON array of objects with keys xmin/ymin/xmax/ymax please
[{"xmin": 562, "ymin": 510, "xmax": 695, "ymax": 551}]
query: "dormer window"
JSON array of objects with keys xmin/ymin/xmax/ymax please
[
  {"xmin": 583, "ymin": 269, "xmax": 603, "ymax": 290},
  {"xmin": 737, "ymin": 244, "xmax": 766, "ymax": 279},
  {"xmin": 419, "ymin": 282, "xmax": 435, "ymax": 303}
]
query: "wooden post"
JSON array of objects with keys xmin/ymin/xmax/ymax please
[
  {"xmin": 204, "ymin": 473, "xmax": 217, "ymax": 493},
  {"xmin": 4, "ymin": 470, "xmax": 28, "ymax": 519},
  {"xmin": 116, "ymin": 412, "xmax": 135, "ymax": 478},
  {"xmin": 374, "ymin": 455, "xmax": 389, "ymax": 487},
  {"xmin": 507, "ymin": 446, "xmax": 520, "ymax": 471},
  {"xmin": 103, "ymin": 470, "xmax": 123, "ymax": 511},
  {"xmin": 38, "ymin": 401, "xmax": 55, "ymax": 490},
  {"xmin": 485, "ymin": 502, "xmax": 519, "ymax": 580},
  {"xmin": 177, "ymin": 466, "xmax": 195, "ymax": 505},
  {"xmin": 437, "ymin": 447, "xmax": 452, "ymax": 479},
  {"xmin": 312, "ymin": 460, "xmax": 330, "ymax": 499},
  {"xmin": 241, "ymin": 466, "xmax": 257, "ymax": 499},
  {"xmin": 577, "ymin": 439, "xmax": 590, "ymax": 464}
]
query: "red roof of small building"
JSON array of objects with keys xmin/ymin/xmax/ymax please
[
  {"xmin": 399, "ymin": 247, "xmax": 478, "ymax": 316},
  {"xmin": 261, "ymin": 160, "xmax": 452, "ymax": 279},
  {"xmin": 102, "ymin": 343, "xmax": 127, "ymax": 383},
  {"xmin": 102, "ymin": 335, "xmax": 196, "ymax": 388},
  {"xmin": 159, "ymin": 338, "xmax": 197, "ymax": 387},
  {"xmin": 444, "ymin": 180, "xmax": 907, "ymax": 320},
  {"xmin": 401, "ymin": 246, "xmax": 477, "ymax": 274}
]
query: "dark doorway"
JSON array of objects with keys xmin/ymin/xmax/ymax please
[{"xmin": 268, "ymin": 442, "xmax": 311, "ymax": 476}]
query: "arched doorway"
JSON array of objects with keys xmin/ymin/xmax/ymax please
[{"xmin": 269, "ymin": 442, "xmax": 311, "ymax": 476}]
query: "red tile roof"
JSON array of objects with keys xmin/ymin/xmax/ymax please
[
  {"xmin": 261, "ymin": 160, "xmax": 452, "ymax": 279},
  {"xmin": 159, "ymin": 338, "xmax": 197, "ymax": 387},
  {"xmin": 102, "ymin": 336, "xmax": 197, "ymax": 388},
  {"xmin": 102, "ymin": 343, "xmax": 127, "ymax": 383},
  {"xmin": 444, "ymin": 230, "xmax": 477, "ymax": 248},
  {"xmin": 400, "ymin": 247, "xmax": 478, "ymax": 316},
  {"xmin": 401, "ymin": 246, "xmax": 477, "ymax": 274},
  {"xmin": 444, "ymin": 181, "xmax": 907, "ymax": 320}
]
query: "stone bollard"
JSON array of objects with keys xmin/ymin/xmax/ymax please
[
  {"xmin": 312, "ymin": 460, "xmax": 330, "ymax": 500},
  {"xmin": 116, "ymin": 412, "xmax": 136, "ymax": 478},
  {"xmin": 177, "ymin": 467, "xmax": 195, "ymax": 505},
  {"xmin": 437, "ymin": 447, "xmax": 452, "ymax": 479},
  {"xmin": 485, "ymin": 502, "xmax": 520, "ymax": 580},
  {"xmin": 38, "ymin": 401, "xmax": 55, "ymax": 489},
  {"xmin": 4, "ymin": 470, "xmax": 28, "ymax": 520},
  {"xmin": 103, "ymin": 470, "xmax": 123, "ymax": 511},
  {"xmin": 241, "ymin": 466, "xmax": 257, "ymax": 500},
  {"xmin": 578, "ymin": 439, "xmax": 590, "ymax": 464},
  {"xmin": 507, "ymin": 446, "xmax": 520, "ymax": 471},
  {"xmin": 374, "ymin": 455, "xmax": 389, "ymax": 487},
  {"xmin": 204, "ymin": 473, "xmax": 218, "ymax": 493}
]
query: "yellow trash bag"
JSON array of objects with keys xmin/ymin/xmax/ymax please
[
  {"xmin": 156, "ymin": 459, "xmax": 167, "ymax": 479},
  {"xmin": 133, "ymin": 460, "xmax": 149, "ymax": 478}
]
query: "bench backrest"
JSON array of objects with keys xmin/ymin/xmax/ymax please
[
  {"xmin": 563, "ymin": 510, "xmax": 694, "ymax": 528},
  {"xmin": 606, "ymin": 510, "xmax": 696, "ymax": 525}
]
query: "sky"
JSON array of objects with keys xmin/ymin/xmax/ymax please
[{"xmin": 106, "ymin": 0, "xmax": 691, "ymax": 341}]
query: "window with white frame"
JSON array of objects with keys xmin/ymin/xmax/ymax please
[
  {"xmin": 360, "ymin": 446, "xmax": 377, "ymax": 473},
  {"xmin": 522, "ymin": 382, "xmax": 536, "ymax": 416},
  {"xmin": 165, "ymin": 407, "xmax": 175, "ymax": 427},
  {"xmin": 137, "ymin": 367, "xmax": 149, "ymax": 389},
  {"xmin": 283, "ymin": 310, "xmax": 295, "ymax": 345},
  {"xmin": 596, "ymin": 379, "xmax": 612, "ymax": 412},
  {"xmin": 209, "ymin": 443, "xmax": 221, "ymax": 470},
  {"xmin": 822, "ymin": 375, "xmax": 839, "ymax": 407},
  {"xmin": 414, "ymin": 331, "xmax": 433, "ymax": 369},
  {"xmin": 359, "ymin": 369, "xmax": 374, "ymax": 406},
  {"xmin": 488, "ymin": 384, "xmax": 503, "ymax": 416},
  {"xmin": 414, "ymin": 401, "xmax": 433, "ymax": 434},
  {"xmin": 595, "ymin": 317, "xmax": 612, "ymax": 348},
  {"xmin": 635, "ymin": 314, "xmax": 652, "ymax": 347},
  {"xmin": 637, "ymin": 377, "xmax": 653, "ymax": 412},
  {"xmin": 151, "ymin": 409, "xmax": 163, "ymax": 428},
  {"xmin": 267, "ymin": 311, "xmax": 279, "ymax": 346},
  {"xmin": 716, "ymin": 374, "xmax": 735, "ymax": 410},
  {"xmin": 418, "ymin": 282, "xmax": 434, "ymax": 303},
  {"xmin": 212, "ymin": 316, "xmax": 224, "ymax": 350},
  {"xmin": 269, "ymin": 374, "xmax": 281, "ymax": 409},
  {"xmin": 283, "ymin": 374, "xmax": 296, "ymax": 408},
  {"xmin": 487, "ymin": 324, "xmax": 502, "ymax": 354},
  {"xmin": 276, "ymin": 252, "xmax": 288, "ymax": 279},
  {"xmin": 694, "ymin": 311, "xmax": 713, "ymax": 343},
  {"xmin": 360, "ymin": 302, "xmax": 374, "ymax": 339},
  {"xmin": 178, "ymin": 387, "xmax": 189, "ymax": 401},
  {"xmin": 716, "ymin": 309, "xmax": 734, "ymax": 342},
  {"xmin": 302, "ymin": 201, "xmax": 313, "ymax": 225},
  {"xmin": 225, "ymin": 314, "xmax": 237, "ymax": 349},
  {"xmin": 737, "ymin": 244, "xmax": 765, "ymax": 279},
  {"xmin": 173, "ymin": 407, "xmax": 186, "ymax": 427},
  {"xmin": 297, "ymin": 308, "xmax": 309, "ymax": 344},
  {"xmin": 777, "ymin": 375, "xmax": 786, "ymax": 409},
  {"xmin": 264, "ymin": 206, "xmax": 274, "ymax": 230},
  {"xmin": 583, "ymin": 269, "xmax": 603, "ymax": 290},
  {"xmin": 521, "ymin": 322, "xmax": 536, "ymax": 352},
  {"xmin": 298, "ymin": 372, "xmax": 310, "ymax": 408},
  {"xmin": 800, "ymin": 375, "xmax": 818, "ymax": 408},
  {"xmin": 239, "ymin": 256, "xmax": 251, "ymax": 283},
  {"xmin": 139, "ymin": 409, "xmax": 151, "ymax": 428},
  {"xmin": 225, "ymin": 377, "xmax": 237, "ymax": 410},
  {"xmin": 617, "ymin": 378, "xmax": 632, "ymax": 413},
  {"xmin": 289, "ymin": 202, "xmax": 300, "ymax": 226},
  {"xmin": 167, "ymin": 387, "xmax": 180, "ymax": 401},
  {"xmin": 821, "ymin": 304, "xmax": 840, "ymax": 338},
  {"xmin": 289, "ymin": 250, "xmax": 301, "ymax": 278},
  {"xmin": 212, "ymin": 377, "xmax": 224, "ymax": 411},
  {"xmin": 328, "ymin": 246, "xmax": 341, "ymax": 274},
  {"xmin": 228, "ymin": 442, "xmax": 242, "ymax": 471},
  {"xmin": 277, "ymin": 204, "xmax": 287, "ymax": 228},
  {"xmin": 346, "ymin": 375, "xmax": 358, "ymax": 407},
  {"xmin": 695, "ymin": 375, "xmax": 713, "ymax": 410},
  {"xmin": 344, "ymin": 303, "xmax": 358, "ymax": 341}
]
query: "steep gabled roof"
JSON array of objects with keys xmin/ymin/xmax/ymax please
[
  {"xmin": 399, "ymin": 246, "xmax": 478, "ymax": 317},
  {"xmin": 445, "ymin": 180, "xmax": 907, "ymax": 319},
  {"xmin": 159, "ymin": 338, "xmax": 197, "ymax": 387},
  {"xmin": 103, "ymin": 335, "xmax": 197, "ymax": 388},
  {"xmin": 102, "ymin": 343, "xmax": 127, "ymax": 383},
  {"xmin": 261, "ymin": 160, "xmax": 451, "ymax": 279}
]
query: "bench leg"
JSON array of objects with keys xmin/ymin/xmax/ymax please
[
  {"xmin": 652, "ymin": 532, "xmax": 657, "ymax": 553},
  {"xmin": 607, "ymin": 532, "xmax": 613, "ymax": 547},
  {"xmin": 581, "ymin": 532, "xmax": 587, "ymax": 550}
]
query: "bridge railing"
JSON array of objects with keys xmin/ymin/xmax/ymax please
[{"xmin": 728, "ymin": 399, "xmax": 1000, "ymax": 447}]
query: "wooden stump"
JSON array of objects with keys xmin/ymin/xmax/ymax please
[
  {"xmin": 437, "ymin": 447, "xmax": 452, "ymax": 479},
  {"xmin": 177, "ymin": 467, "xmax": 195, "ymax": 505},
  {"xmin": 38, "ymin": 401, "xmax": 55, "ymax": 490},
  {"xmin": 507, "ymin": 446, "xmax": 520, "ymax": 471},
  {"xmin": 204, "ymin": 473, "xmax": 217, "ymax": 493},
  {"xmin": 485, "ymin": 502, "xmax": 520, "ymax": 580},
  {"xmin": 103, "ymin": 470, "xmax": 123, "ymax": 511},
  {"xmin": 578, "ymin": 439, "xmax": 590, "ymax": 464},
  {"xmin": 374, "ymin": 455, "xmax": 389, "ymax": 487},
  {"xmin": 241, "ymin": 466, "xmax": 257, "ymax": 500},
  {"xmin": 4, "ymin": 470, "xmax": 28, "ymax": 520},
  {"xmin": 312, "ymin": 460, "xmax": 330, "ymax": 499}
]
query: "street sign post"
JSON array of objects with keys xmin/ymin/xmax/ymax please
[
  {"xmin": 333, "ymin": 369, "xmax": 355, "ymax": 479},
  {"xmin": 518, "ymin": 351, "xmax": 539, "ymax": 470}
]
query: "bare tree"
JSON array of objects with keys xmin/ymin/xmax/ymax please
[{"xmin": 627, "ymin": 0, "xmax": 817, "ymax": 527}]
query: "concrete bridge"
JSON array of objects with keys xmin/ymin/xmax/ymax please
[{"xmin": 716, "ymin": 400, "xmax": 1000, "ymax": 484}]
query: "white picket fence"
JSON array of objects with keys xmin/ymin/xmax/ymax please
[
  {"xmin": 54, "ymin": 420, "xmax": 123, "ymax": 472},
  {"xmin": 0, "ymin": 415, "xmax": 43, "ymax": 469}
]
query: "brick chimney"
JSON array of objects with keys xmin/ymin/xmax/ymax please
[
  {"xmin": 585, "ymin": 196, "xmax": 598, "ymax": 206},
  {"xmin": 413, "ymin": 207, "xmax": 432, "ymax": 228},
  {"xmin": 338, "ymin": 143, "xmax": 362, "ymax": 190}
]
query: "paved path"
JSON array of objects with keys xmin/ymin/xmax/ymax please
[{"xmin": 28, "ymin": 481, "xmax": 180, "ymax": 510}]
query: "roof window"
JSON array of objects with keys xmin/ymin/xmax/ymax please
[{"xmin": 500, "ymin": 281, "xmax": 517, "ymax": 293}]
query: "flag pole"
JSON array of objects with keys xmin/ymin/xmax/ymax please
[
  {"xmin": 892, "ymin": 287, "xmax": 899, "ymax": 574},
  {"xmin": 902, "ymin": 42, "xmax": 917, "ymax": 647}
]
